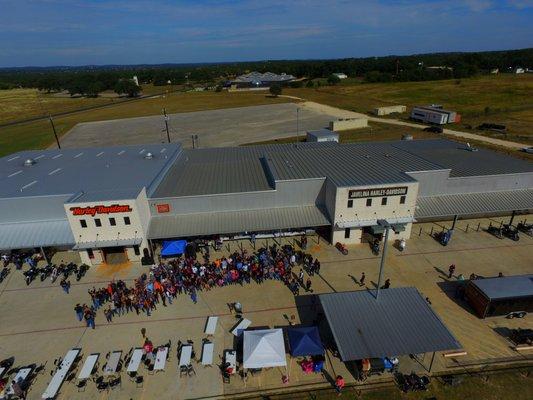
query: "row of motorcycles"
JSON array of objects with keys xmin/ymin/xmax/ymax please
[
  {"xmin": 22, "ymin": 262, "xmax": 89, "ymax": 285},
  {"xmin": 396, "ymin": 372, "xmax": 431, "ymax": 392},
  {"xmin": 486, "ymin": 222, "xmax": 533, "ymax": 241}
]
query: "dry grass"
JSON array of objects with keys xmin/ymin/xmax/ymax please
[
  {"xmin": 287, "ymin": 74, "xmax": 533, "ymax": 144},
  {"xmin": 0, "ymin": 90, "xmax": 293, "ymax": 156}
]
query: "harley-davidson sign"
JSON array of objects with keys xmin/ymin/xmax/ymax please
[
  {"xmin": 70, "ymin": 204, "xmax": 132, "ymax": 217},
  {"xmin": 349, "ymin": 186, "xmax": 408, "ymax": 199}
]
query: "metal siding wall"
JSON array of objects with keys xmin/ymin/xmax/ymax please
[
  {"xmin": 149, "ymin": 179, "xmax": 326, "ymax": 216},
  {"xmin": 409, "ymin": 171, "xmax": 533, "ymax": 196}
]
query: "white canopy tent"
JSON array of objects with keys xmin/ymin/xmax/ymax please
[{"xmin": 243, "ymin": 329, "xmax": 287, "ymax": 369}]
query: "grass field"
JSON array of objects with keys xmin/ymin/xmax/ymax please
[
  {"xmin": 0, "ymin": 91, "xmax": 292, "ymax": 156},
  {"xmin": 287, "ymin": 74, "xmax": 533, "ymax": 144},
  {"xmin": 260, "ymin": 370, "xmax": 533, "ymax": 400},
  {"xmin": 0, "ymin": 84, "xmax": 177, "ymax": 125}
]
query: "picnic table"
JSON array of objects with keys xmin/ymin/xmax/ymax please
[
  {"xmin": 179, "ymin": 345, "xmax": 192, "ymax": 367},
  {"xmin": 201, "ymin": 342, "xmax": 214, "ymax": 366},
  {"xmin": 103, "ymin": 351, "xmax": 122, "ymax": 376},
  {"xmin": 231, "ymin": 318, "xmax": 251, "ymax": 337},
  {"xmin": 204, "ymin": 316, "xmax": 218, "ymax": 335},
  {"xmin": 153, "ymin": 347, "xmax": 168, "ymax": 371},
  {"xmin": 224, "ymin": 350, "xmax": 237, "ymax": 374},
  {"xmin": 126, "ymin": 348, "xmax": 144, "ymax": 374},
  {"xmin": 77, "ymin": 354, "xmax": 99, "ymax": 381},
  {"xmin": 42, "ymin": 348, "xmax": 80, "ymax": 399},
  {"xmin": 5, "ymin": 367, "xmax": 33, "ymax": 396}
]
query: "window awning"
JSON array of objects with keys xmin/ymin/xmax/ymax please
[
  {"xmin": 0, "ymin": 219, "xmax": 75, "ymax": 250},
  {"xmin": 73, "ymin": 238, "xmax": 142, "ymax": 250},
  {"xmin": 415, "ymin": 189, "xmax": 533, "ymax": 219}
]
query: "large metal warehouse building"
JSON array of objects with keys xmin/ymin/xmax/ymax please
[{"xmin": 0, "ymin": 139, "xmax": 532, "ymax": 265}]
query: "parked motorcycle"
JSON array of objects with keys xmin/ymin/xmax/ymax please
[
  {"xmin": 0, "ymin": 267, "xmax": 10, "ymax": 283},
  {"xmin": 517, "ymin": 222, "xmax": 533, "ymax": 237},
  {"xmin": 502, "ymin": 224, "xmax": 519, "ymax": 241},
  {"xmin": 435, "ymin": 230, "xmax": 452, "ymax": 246},
  {"xmin": 398, "ymin": 238, "xmax": 406, "ymax": 252},
  {"xmin": 397, "ymin": 372, "xmax": 430, "ymax": 392},
  {"xmin": 487, "ymin": 224, "xmax": 504, "ymax": 239},
  {"xmin": 40, "ymin": 264, "xmax": 53, "ymax": 281},
  {"xmin": 335, "ymin": 242, "xmax": 348, "ymax": 255},
  {"xmin": 76, "ymin": 264, "xmax": 89, "ymax": 281},
  {"xmin": 371, "ymin": 239, "xmax": 380, "ymax": 255},
  {"xmin": 23, "ymin": 266, "xmax": 38, "ymax": 285}
]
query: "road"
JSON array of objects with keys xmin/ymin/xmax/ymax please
[{"xmin": 293, "ymin": 98, "xmax": 529, "ymax": 150}]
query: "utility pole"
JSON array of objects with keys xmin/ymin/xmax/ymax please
[
  {"xmin": 163, "ymin": 108, "xmax": 170, "ymax": 143},
  {"xmin": 296, "ymin": 107, "xmax": 300, "ymax": 143},
  {"xmin": 49, "ymin": 114, "xmax": 61, "ymax": 149}
]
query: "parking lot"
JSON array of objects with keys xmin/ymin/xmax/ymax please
[
  {"xmin": 0, "ymin": 215, "xmax": 532, "ymax": 399},
  {"xmin": 59, "ymin": 103, "xmax": 336, "ymax": 149}
]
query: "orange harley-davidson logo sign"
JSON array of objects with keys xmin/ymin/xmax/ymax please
[{"xmin": 70, "ymin": 204, "xmax": 132, "ymax": 217}]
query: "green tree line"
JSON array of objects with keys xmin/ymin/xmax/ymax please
[{"xmin": 0, "ymin": 48, "xmax": 531, "ymax": 93}]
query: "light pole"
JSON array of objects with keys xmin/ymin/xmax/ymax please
[
  {"xmin": 49, "ymin": 114, "xmax": 61, "ymax": 149},
  {"xmin": 163, "ymin": 108, "xmax": 170, "ymax": 143},
  {"xmin": 375, "ymin": 219, "xmax": 398, "ymax": 300},
  {"xmin": 296, "ymin": 107, "xmax": 300, "ymax": 143}
]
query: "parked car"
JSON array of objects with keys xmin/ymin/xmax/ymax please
[
  {"xmin": 423, "ymin": 126, "xmax": 443, "ymax": 133},
  {"xmin": 522, "ymin": 147, "xmax": 533, "ymax": 154}
]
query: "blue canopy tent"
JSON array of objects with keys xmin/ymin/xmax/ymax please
[
  {"xmin": 161, "ymin": 240, "xmax": 187, "ymax": 257},
  {"xmin": 287, "ymin": 326, "xmax": 324, "ymax": 357}
]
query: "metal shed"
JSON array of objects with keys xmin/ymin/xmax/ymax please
[{"xmin": 319, "ymin": 287, "xmax": 461, "ymax": 362}]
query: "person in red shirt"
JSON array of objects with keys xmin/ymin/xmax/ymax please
[{"xmin": 334, "ymin": 375, "xmax": 345, "ymax": 395}]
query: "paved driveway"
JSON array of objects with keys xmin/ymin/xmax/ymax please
[{"xmin": 0, "ymin": 215, "xmax": 532, "ymax": 399}]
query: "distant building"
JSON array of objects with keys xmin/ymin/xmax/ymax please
[
  {"xmin": 307, "ymin": 129, "xmax": 339, "ymax": 143},
  {"xmin": 227, "ymin": 72, "xmax": 295, "ymax": 88},
  {"xmin": 332, "ymin": 73, "xmax": 348, "ymax": 79},
  {"xmin": 411, "ymin": 105, "xmax": 460, "ymax": 125},
  {"xmin": 132, "ymin": 75, "xmax": 139, "ymax": 86},
  {"xmin": 373, "ymin": 105, "xmax": 407, "ymax": 116}
]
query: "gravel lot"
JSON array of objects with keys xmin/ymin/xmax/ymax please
[{"xmin": 60, "ymin": 103, "xmax": 337, "ymax": 148}]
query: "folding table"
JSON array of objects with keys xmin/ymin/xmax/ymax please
[
  {"xmin": 178, "ymin": 345, "xmax": 192, "ymax": 367},
  {"xmin": 42, "ymin": 348, "xmax": 80, "ymax": 399},
  {"xmin": 231, "ymin": 318, "xmax": 251, "ymax": 336},
  {"xmin": 201, "ymin": 342, "xmax": 214, "ymax": 366},
  {"xmin": 204, "ymin": 316, "xmax": 218, "ymax": 335},
  {"xmin": 6, "ymin": 367, "xmax": 33, "ymax": 396},
  {"xmin": 153, "ymin": 347, "xmax": 168, "ymax": 371},
  {"xmin": 103, "ymin": 351, "xmax": 122, "ymax": 376},
  {"xmin": 77, "ymin": 354, "xmax": 99, "ymax": 381},
  {"xmin": 126, "ymin": 348, "xmax": 144, "ymax": 374}
]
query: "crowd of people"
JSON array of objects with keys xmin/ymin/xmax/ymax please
[{"xmin": 81, "ymin": 244, "xmax": 321, "ymax": 323}]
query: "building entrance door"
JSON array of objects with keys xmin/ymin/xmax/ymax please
[{"xmin": 103, "ymin": 247, "xmax": 128, "ymax": 264}]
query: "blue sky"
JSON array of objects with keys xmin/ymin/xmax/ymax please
[{"xmin": 0, "ymin": 0, "xmax": 532, "ymax": 67}]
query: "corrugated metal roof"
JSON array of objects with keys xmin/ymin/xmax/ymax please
[
  {"xmin": 393, "ymin": 139, "xmax": 533, "ymax": 177},
  {"xmin": 0, "ymin": 143, "xmax": 181, "ymax": 201},
  {"xmin": 319, "ymin": 288, "xmax": 462, "ymax": 361},
  {"xmin": 147, "ymin": 205, "xmax": 331, "ymax": 239},
  {"xmin": 415, "ymin": 189, "xmax": 533, "ymax": 219},
  {"xmin": 265, "ymin": 143, "xmax": 437, "ymax": 186},
  {"xmin": 0, "ymin": 219, "xmax": 74, "ymax": 250},
  {"xmin": 471, "ymin": 274, "xmax": 533, "ymax": 300},
  {"xmin": 151, "ymin": 143, "xmax": 333, "ymax": 197}
]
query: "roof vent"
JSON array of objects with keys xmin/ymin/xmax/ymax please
[
  {"xmin": 24, "ymin": 158, "xmax": 36, "ymax": 166},
  {"xmin": 144, "ymin": 152, "xmax": 154, "ymax": 159}
]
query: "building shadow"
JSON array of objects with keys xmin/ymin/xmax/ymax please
[{"xmin": 435, "ymin": 281, "xmax": 477, "ymax": 317}]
